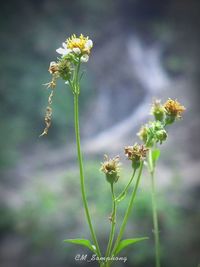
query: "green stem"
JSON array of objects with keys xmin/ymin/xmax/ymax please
[
  {"xmin": 111, "ymin": 162, "xmax": 144, "ymax": 256},
  {"xmin": 105, "ymin": 183, "xmax": 116, "ymax": 259},
  {"xmin": 74, "ymin": 93, "xmax": 101, "ymax": 258},
  {"xmin": 116, "ymin": 168, "xmax": 136, "ymax": 201},
  {"xmin": 149, "ymin": 149, "xmax": 161, "ymax": 267}
]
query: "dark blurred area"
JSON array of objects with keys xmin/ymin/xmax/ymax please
[{"xmin": 0, "ymin": 0, "xmax": 200, "ymax": 267}]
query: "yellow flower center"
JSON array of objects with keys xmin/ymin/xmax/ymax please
[{"xmin": 66, "ymin": 34, "xmax": 90, "ymax": 54}]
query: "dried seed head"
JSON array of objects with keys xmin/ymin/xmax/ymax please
[
  {"xmin": 43, "ymin": 80, "xmax": 56, "ymax": 89},
  {"xmin": 164, "ymin": 98, "xmax": 185, "ymax": 124},
  {"xmin": 48, "ymin": 61, "xmax": 59, "ymax": 74},
  {"xmin": 100, "ymin": 155, "xmax": 121, "ymax": 184},
  {"xmin": 124, "ymin": 143, "xmax": 148, "ymax": 169},
  {"xmin": 40, "ymin": 106, "xmax": 53, "ymax": 137}
]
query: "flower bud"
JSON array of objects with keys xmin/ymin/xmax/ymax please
[
  {"xmin": 80, "ymin": 54, "xmax": 89, "ymax": 63},
  {"xmin": 100, "ymin": 155, "xmax": 120, "ymax": 184},
  {"xmin": 151, "ymin": 99, "xmax": 165, "ymax": 122},
  {"xmin": 72, "ymin": 47, "xmax": 81, "ymax": 54},
  {"xmin": 156, "ymin": 129, "xmax": 167, "ymax": 144},
  {"xmin": 137, "ymin": 125, "xmax": 148, "ymax": 143}
]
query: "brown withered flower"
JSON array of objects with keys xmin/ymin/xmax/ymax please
[
  {"xmin": 40, "ymin": 106, "xmax": 52, "ymax": 137},
  {"xmin": 100, "ymin": 155, "xmax": 120, "ymax": 184},
  {"xmin": 124, "ymin": 143, "xmax": 148, "ymax": 169},
  {"xmin": 48, "ymin": 61, "xmax": 59, "ymax": 74},
  {"xmin": 164, "ymin": 98, "xmax": 185, "ymax": 119}
]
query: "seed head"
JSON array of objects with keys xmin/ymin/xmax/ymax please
[
  {"xmin": 164, "ymin": 98, "xmax": 185, "ymax": 124},
  {"xmin": 124, "ymin": 143, "xmax": 148, "ymax": 169},
  {"xmin": 100, "ymin": 155, "xmax": 120, "ymax": 184},
  {"xmin": 48, "ymin": 61, "xmax": 59, "ymax": 74}
]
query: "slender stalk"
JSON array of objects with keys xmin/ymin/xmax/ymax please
[
  {"xmin": 116, "ymin": 168, "xmax": 136, "ymax": 201},
  {"xmin": 148, "ymin": 149, "xmax": 161, "ymax": 267},
  {"xmin": 105, "ymin": 183, "xmax": 116, "ymax": 259},
  {"xmin": 74, "ymin": 93, "xmax": 101, "ymax": 258},
  {"xmin": 111, "ymin": 162, "xmax": 144, "ymax": 256}
]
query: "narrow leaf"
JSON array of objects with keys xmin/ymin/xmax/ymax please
[
  {"xmin": 152, "ymin": 149, "xmax": 160, "ymax": 164},
  {"xmin": 116, "ymin": 191, "xmax": 127, "ymax": 203},
  {"xmin": 64, "ymin": 238, "xmax": 96, "ymax": 253},
  {"xmin": 115, "ymin": 237, "xmax": 148, "ymax": 255}
]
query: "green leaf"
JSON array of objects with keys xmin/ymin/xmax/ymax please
[
  {"xmin": 152, "ymin": 149, "xmax": 160, "ymax": 164},
  {"xmin": 116, "ymin": 191, "xmax": 127, "ymax": 203},
  {"xmin": 114, "ymin": 237, "xmax": 149, "ymax": 255},
  {"xmin": 64, "ymin": 239, "xmax": 96, "ymax": 253}
]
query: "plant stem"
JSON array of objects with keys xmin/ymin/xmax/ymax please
[
  {"xmin": 111, "ymin": 162, "xmax": 144, "ymax": 256},
  {"xmin": 74, "ymin": 93, "xmax": 101, "ymax": 258},
  {"xmin": 148, "ymin": 149, "xmax": 161, "ymax": 267},
  {"xmin": 105, "ymin": 183, "xmax": 116, "ymax": 259},
  {"xmin": 116, "ymin": 168, "xmax": 136, "ymax": 201}
]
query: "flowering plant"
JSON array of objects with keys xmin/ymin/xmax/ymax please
[{"xmin": 41, "ymin": 34, "xmax": 185, "ymax": 267}]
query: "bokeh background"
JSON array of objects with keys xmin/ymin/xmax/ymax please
[{"xmin": 0, "ymin": 0, "xmax": 200, "ymax": 266}]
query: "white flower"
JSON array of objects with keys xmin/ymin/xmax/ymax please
[
  {"xmin": 80, "ymin": 54, "xmax": 89, "ymax": 62},
  {"xmin": 72, "ymin": 47, "xmax": 81, "ymax": 54},
  {"xmin": 85, "ymin": 39, "xmax": 93, "ymax": 50},
  {"xmin": 56, "ymin": 42, "xmax": 71, "ymax": 56}
]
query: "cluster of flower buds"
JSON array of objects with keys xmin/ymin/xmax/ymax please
[
  {"xmin": 138, "ymin": 121, "xmax": 167, "ymax": 147},
  {"xmin": 138, "ymin": 98, "xmax": 185, "ymax": 147}
]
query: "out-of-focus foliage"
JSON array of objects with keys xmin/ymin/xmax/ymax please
[
  {"xmin": 2, "ymin": 0, "xmax": 198, "ymax": 167},
  {"xmin": 1, "ymin": 161, "xmax": 198, "ymax": 267},
  {"xmin": 0, "ymin": 0, "xmax": 113, "ymax": 166}
]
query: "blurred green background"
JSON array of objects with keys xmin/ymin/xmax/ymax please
[{"xmin": 0, "ymin": 0, "xmax": 200, "ymax": 266}]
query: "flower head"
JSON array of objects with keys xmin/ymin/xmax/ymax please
[
  {"xmin": 56, "ymin": 34, "xmax": 93, "ymax": 61},
  {"xmin": 100, "ymin": 155, "xmax": 120, "ymax": 184},
  {"xmin": 124, "ymin": 143, "xmax": 148, "ymax": 169},
  {"xmin": 164, "ymin": 98, "xmax": 185, "ymax": 124},
  {"xmin": 66, "ymin": 34, "xmax": 93, "ymax": 54},
  {"xmin": 151, "ymin": 99, "xmax": 165, "ymax": 122}
]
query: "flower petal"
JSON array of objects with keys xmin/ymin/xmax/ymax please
[
  {"xmin": 73, "ymin": 47, "xmax": 81, "ymax": 54},
  {"xmin": 56, "ymin": 47, "xmax": 66, "ymax": 54},
  {"xmin": 62, "ymin": 42, "xmax": 68, "ymax": 49},
  {"xmin": 85, "ymin": 39, "xmax": 93, "ymax": 49}
]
